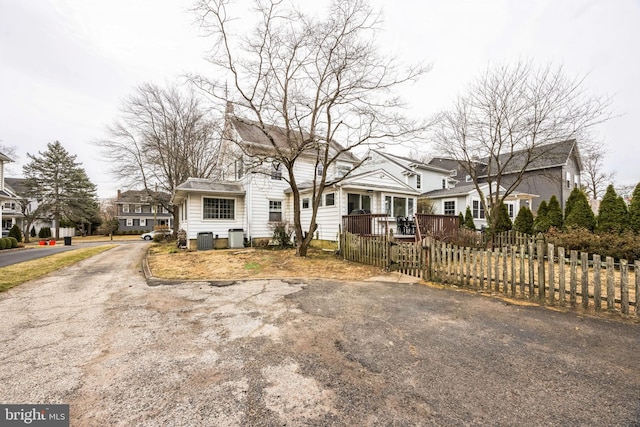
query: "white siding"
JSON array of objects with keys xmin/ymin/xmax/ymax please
[
  {"xmin": 184, "ymin": 194, "xmax": 246, "ymax": 240},
  {"xmin": 420, "ymin": 169, "xmax": 451, "ymax": 192}
]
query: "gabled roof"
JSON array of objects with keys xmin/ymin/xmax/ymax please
[
  {"xmin": 371, "ymin": 150, "xmax": 452, "ymax": 175},
  {"xmin": 117, "ymin": 189, "xmax": 171, "ymax": 204},
  {"xmin": 0, "ymin": 152, "xmax": 13, "ymax": 163},
  {"xmin": 480, "ymin": 139, "xmax": 580, "ymax": 176},
  {"xmin": 174, "ymin": 178, "xmax": 244, "ymax": 194},
  {"xmin": 288, "ymin": 168, "xmax": 419, "ymax": 195},
  {"xmin": 427, "ymin": 157, "xmax": 466, "ymax": 179},
  {"xmin": 422, "ymin": 183, "xmax": 538, "ymax": 200},
  {"xmin": 428, "ymin": 139, "xmax": 581, "ymax": 179},
  {"xmin": 4, "ymin": 177, "xmax": 26, "ymax": 195},
  {"xmin": 172, "ymin": 178, "xmax": 245, "ymax": 204},
  {"xmin": 421, "ymin": 183, "xmax": 485, "ymax": 199},
  {"xmin": 229, "ymin": 116, "xmax": 360, "ymax": 163}
]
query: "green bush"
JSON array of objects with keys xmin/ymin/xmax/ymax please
[
  {"xmin": 547, "ymin": 195, "xmax": 563, "ymax": 229},
  {"xmin": 463, "ymin": 206, "xmax": 476, "ymax": 230},
  {"xmin": 546, "ymin": 228, "xmax": 640, "ymax": 261},
  {"xmin": 30, "ymin": 226, "xmax": 36, "ymax": 238},
  {"xmin": 493, "ymin": 203, "xmax": 512, "ymax": 233},
  {"xmin": 513, "ymin": 205, "xmax": 534, "ymax": 235},
  {"xmin": 152, "ymin": 233, "xmax": 164, "ymax": 243},
  {"xmin": 38, "ymin": 227, "xmax": 52, "ymax": 239},
  {"xmin": 269, "ymin": 222, "xmax": 293, "ymax": 248},
  {"xmin": 597, "ymin": 185, "xmax": 629, "ymax": 233},
  {"xmin": 0, "ymin": 239, "xmax": 6, "ymax": 250},
  {"xmin": 8, "ymin": 237, "xmax": 18, "ymax": 248},
  {"xmin": 564, "ymin": 187, "xmax": 583, "ymax": 219},
  {"xmin": 629, "ymin": 182, "xmax": 640, "ymax": 234},
  {"xmin": 564, "ymin": 194, "xmax": 595, "ymax": 232},
  {"xmin": 534, "ymin": 200, "xmax": 550, "ymax": 233},
  {"xmin": 8, "ymin": 224, "xmax": 22, "ymax": 242}
]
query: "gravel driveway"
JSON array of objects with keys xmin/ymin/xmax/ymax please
[{"xmin": 1, "ymin": 243, "xmax": 639, "ymax": 426}]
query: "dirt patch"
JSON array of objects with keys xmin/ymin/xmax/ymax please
[{"xmin": 147, "ymin": 245, "xmax": 391, "ymax": 281}]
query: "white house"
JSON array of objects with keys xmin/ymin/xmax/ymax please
[
  {"xmin": 422, "ymin": 183, "xmax": 538, "ymax": 229},
  {"xmin": 172, "ymin": 114, "xmax": 445, "ymax": 249},
  {"xmin": 361, "ymin": 150, "xmax": 454, "ymax": 193}
]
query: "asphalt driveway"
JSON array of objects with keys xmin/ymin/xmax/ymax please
[{"xmin": 0, "ymin": 243, "xmax": 639, "ymax": 425}]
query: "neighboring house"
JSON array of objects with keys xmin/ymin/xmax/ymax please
[
  {"xmin": 2, "ymin": 177, "xmax": 27, "ymax": 235},
  {"xmin": 172, "ymin": 113, "xmax": 432, "ymax": 249},
  {"xmin": 362, "ymin": 150, "xmax": 455, "ymax": 193},
  {"xmin": 426, "ymin": 139, "xmax": 582, "ymax": 214},
  {"xmin": 115, "ymin": 190, "xmax": 173, "ymax": 233},
  {"xmin": 0, "ymin": 153, "xmax": 14, "ymax": 235},
  {"xmin": 422, "ymin": 183, "xmax": 537, "ymax": 229}
]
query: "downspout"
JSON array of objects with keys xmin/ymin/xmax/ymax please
[{"xmin": 246, "ymin": 176, "xmax": 251, "ymax": 246}]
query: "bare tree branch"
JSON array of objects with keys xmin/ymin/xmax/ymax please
[
  {"xmin": 432, "ymin": 61, "xmax": 612, "ymax": 235},
  {"xmin": 96, "ymin": 83, "xmax": 222, "ymax": 232},
  {"xmin": 192, "ymin": 0, "xmax": 431, "ymax": 255}
]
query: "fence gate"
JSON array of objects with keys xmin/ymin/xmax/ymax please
[{"xmin": 388, "ymin": 240, "xmax": 426, "ymax": 278}]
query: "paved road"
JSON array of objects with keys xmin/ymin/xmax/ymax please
[
  {"xmin": 0, "ymin": 240, "xmax": 146, "ymax": 267},
  {"xmin": 0, "ymin": 243, "xmax": 639, "ymax": 425}
]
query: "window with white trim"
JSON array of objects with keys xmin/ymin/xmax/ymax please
[
  {"xmin": 566, "ymin": 171, "xmax": 571, "ymax": 189},
  {"xmin": 472, "ymin": 200, "xmax": 485, "ymax": 219},
  {"xmin": 442, "ymin": 179, "xmax": 447, "ymax": 189},
  {"xmin": 126, "ymin": 218, "xmax": 133, "ymax": 227},
  {"xmin": 302, "ymin": 198, "xmax": 310, "ymax": 209},
  {"xmin": 443, "ymin": 200, "xmax": 456, "ymax": 216},
  {"xmin": 139, "ymin": 218, "xmax": 146, "ymax": 227},
  {"xmin": 123, "ymin": 205, "xmax": 129, "ymax": 213},
  {"xmin": 506, "ymin": 203, "xmax": 514, "ymax": 218},
  {"xmin": 203, "ymin": 197, "xmax": 235, "ymax": 219},
  {"xmin": 416, "ymin": 174, "xmax": 422, "ymax": 190},
  {"xmin": 316, "ymin": 163, "xmax": 324, "ymax": 177},
  {"xmin": 269, "ymin": 200, "xmax": 282, "ymax": 222},
  {"xmin": 135, "ymin": 205, "xmax": 142, "ymax": 213},
  {"xmin": 347, "ymin": 193, "xmax": 371, "ymax": 213},
  {"xmin": 325, "ymin": 193, "xmax": 335, "ymax": 206}
]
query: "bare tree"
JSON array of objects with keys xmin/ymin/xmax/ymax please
[
  {"xmin": 433, "ymin": 61, "xmax": 610, "ymax": 235},
  {"xmin": 192, "ymin": 0, "xmax": 429, "ymax": 256},
  {"xmin": 97, "ymin": 83, "xmax": 221, "ymax": 233},
  {"xmin": 580, "ymin": 138, "xmax": 615, "ymax": 200},
  {"xmin": 97, "ymin": 198, "xmax": 119, "ymax": 237}
]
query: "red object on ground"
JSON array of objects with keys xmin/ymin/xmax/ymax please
[
  {"xmin": 39, "ymin": 241, "xmax": 46, "ymax": 246},
  {"xmin": 49, "ymin": 240, "xmax": 56, "ymax": 246}
]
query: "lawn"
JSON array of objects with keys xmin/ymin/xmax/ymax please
[{"xmin": 146, "ymin": 244, "xmax": 389, "ymax": 281}]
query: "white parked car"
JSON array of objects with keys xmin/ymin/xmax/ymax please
[{"xmin": 140, "ymin": 230, "xmax": 173, "ymax": 241}]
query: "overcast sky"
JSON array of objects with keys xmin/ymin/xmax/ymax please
[{"xmin": 1, "ymin": 0, "xmax": 638, "ymax": 198}]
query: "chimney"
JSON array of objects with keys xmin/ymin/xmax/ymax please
[
  {"xmin": 225, "ymin": 101, "xmax": 234, "ymax": 116},
  {"xmin": 117, "ymin": 189, "xmax": 121, "ymax": 200}
]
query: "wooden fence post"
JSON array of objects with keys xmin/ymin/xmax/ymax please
[
  {"xmin": 479, "ymin": 250, "xmax": 485, "ymax": 290},
  {"xmin": 528, "ymin": 243, "xmax": 535, "ymax": 298},
  {"xmin": 570, "ymin": 250, "xmax": 578, "ymax": 307},
  {"xmin": 548, "ymin": 244, "xmax": 555, "ymax": 304},
  {"xmin": 558, "ymin": 247, "xmax": 565, "ymax": 306},
  {"xmin": 494, "ymin": 248, "xmax": 500, "ymax": 292},
  {"xmin": 621, "ymin": 260, "xmax": 629, "ymax": 315},
  {"xmin": 510, "ymin": 247, "xmax": 516, "ymax": 297},
  {"xmin": 537, "ymin": 239, "xmax": 545, "ymax": 302},
  {"xmin": 593, "ymin": 254, "xmax": 601, "ymax": 311},
  {"xmin": 581, "ymin": 252, "xmax": 589, "ymax": 310},
  {"xmin": 606, "ymin": 257, "xmax": 615, "ymax": 311},
  {"xmin": 519, "ymin": 245, "xmax": 525, "ymax": 297},
  {"xmin": 633, "ymin": 261, "xmax": 640, "ymax": 316}
]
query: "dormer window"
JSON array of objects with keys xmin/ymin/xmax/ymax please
[{"xmin": 271, "ymin": 162, "xmax": 282, "ymax": 180}]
